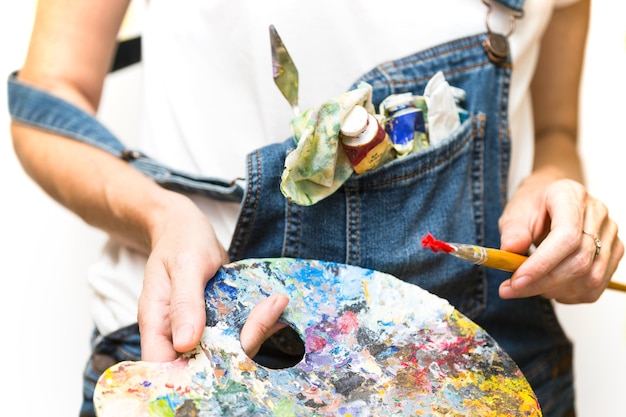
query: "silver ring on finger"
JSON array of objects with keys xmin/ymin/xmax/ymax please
[{"xmin": 583, "ymin": 230, "xmax": 602, "ymax": 260}]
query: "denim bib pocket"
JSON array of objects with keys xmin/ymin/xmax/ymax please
[{"xmin": 231, "ymin": 112, "xmax": 488, "ymax": 319}]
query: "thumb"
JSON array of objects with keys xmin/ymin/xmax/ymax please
[
  {"xmin": 240, "ymin": 294, "xmax": 289, "ymax": 358},
  {"xmin": 170, "ymin": 290, "xmax": 207, "ymax": 354},
  {"xmin": 169, "ymin": 253, "xmax": 225, "ymax": 354}
]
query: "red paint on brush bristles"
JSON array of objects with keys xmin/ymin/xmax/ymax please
[{"xmin": 421, "ymin": 233, "xmax": 454, "ymax": 253}]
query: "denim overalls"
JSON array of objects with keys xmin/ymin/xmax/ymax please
[{"xmin": 8, "ymin": 1, "xmax": 574, "ymax": 416}]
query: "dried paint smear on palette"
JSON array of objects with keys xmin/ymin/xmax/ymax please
[{"xmin": 94, "ymin": 258, "xmax": 542, "ymax": 416}]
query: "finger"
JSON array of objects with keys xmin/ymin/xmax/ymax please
[
  {"xmin": 499, "ymin": 215, "xmax": 534, "ymax": 255},
  {"xmin": 240, "ymin": 294, "xmax": 289, "ymax": 358},
  {"xmin": 167, "ymin": 253, "xmax": 218, "ymax": 354},
  {"xmin": 507, "ymin": 183, "xmax": 586, "ymax": 290},
  {"xmin": 500, "ymin": 230, "xmax": 589, "ymax": 299},
  {"xmin": 138, "ymin": 261, "xmax": 178, "ymax": 362},
  {"xmin": 555, "ymin": 219, "xmax": 624, "ymax": 303},
  {"xmin": 531, "ymin": 193, "xmax": 607, "ymax": 300},
  {"xmin": 498, "ymin": 194, "xmax": 537, "ymax": 255},
  {"xmin": 581, "ymin": 199, "xmax": 608, "ymax": 265},
  {"xmin": 139, "ymin": 316, "xmax": 177, "ymax": 362},
  {"xmin": 547, "ymin": 199, "xmax": 612, "ymax": 302},
  {"xmin": 582, "ymin": 197, "xmax": 609, "ymax": 236},
  {"xmin": 502, "ymin": 224, "xmax": 620, "ymax": 302},
  {"xmin": 605, "ymin": 228, "xmax": 626, "ymax": 287}
]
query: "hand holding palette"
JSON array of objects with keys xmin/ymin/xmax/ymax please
[{"xmin": 94, "ymin": 258, "xmax": 542, "ymax": 416}]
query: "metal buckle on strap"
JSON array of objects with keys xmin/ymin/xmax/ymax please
[{"xmin": 482, "ymin": 0, "xmax": 524, "ymax": 65}]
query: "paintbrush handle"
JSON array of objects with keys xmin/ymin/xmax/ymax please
[
  {"xmin": 608, "ymin": 281, "xmax": 626, "ymax": 292},
  {"xmin": 449, "ymin": 244, "xmax": 527, "ymax": 272},
  {"xmin": 482, "ymin": 248, "xmax": 528, "ymax": 272},
  {"xmin": 451, "ymin": 243, "xmax": 626, "ymax": 293}
]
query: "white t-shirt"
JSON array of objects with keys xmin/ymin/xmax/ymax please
[{"xmin": 90, "ymin": 0, "xmax": 580, "ymax": 336}]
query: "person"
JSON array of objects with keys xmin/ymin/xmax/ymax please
[{"xmin": 8, "ymin": 0, "xmax": 623, "ymax": 416}]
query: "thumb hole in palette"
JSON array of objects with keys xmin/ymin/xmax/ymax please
[{"xmin": 246, "ymin": 325, "xmax": 306, "ymax": 369}]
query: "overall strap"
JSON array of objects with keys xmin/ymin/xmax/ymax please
[
  {"xmin": 491, "ymin": 0, "xmax": 524, "ymax": 14},
  {"xmin": 481, "ymin": 0, "xmax": 525, "ymax": 65},
  {"xmin": 7, "ymin": 72, "xmax": 244, "ymax": 202}
]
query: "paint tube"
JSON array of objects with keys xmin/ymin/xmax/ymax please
[
  {"xmin": 340, "ymin": 105, "xmax": 394, "ymax": 174},
  {"xmin": 381, "ymin": 94, "xmax": 418, "ymax": 156}
]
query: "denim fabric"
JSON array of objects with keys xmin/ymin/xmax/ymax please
[
  {"xmin": 494, "ymin": 0, "xmax": 525, "ymax": 13},
  {"xmin": 7, "ymin": 72, "xmax": 244, "ymax": 203},
  {"xmin": 79, "ymin": 324, "xmax": 141, "ymax": 417}
]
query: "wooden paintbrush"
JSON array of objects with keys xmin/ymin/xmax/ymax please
[{"xmin": 422, "ymin": 233, "xmax": 626, "ymax": 293}]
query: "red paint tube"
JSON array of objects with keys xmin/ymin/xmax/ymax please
[{"xmin": 340, "ymin": 105, "xmax": 393, "ymax": 174}]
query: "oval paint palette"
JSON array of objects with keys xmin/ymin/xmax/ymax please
[{"xmin": 94, "ymin": 258, "xmax": 541, "ymax": 416}]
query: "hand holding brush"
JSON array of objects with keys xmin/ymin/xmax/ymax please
[{"xmin": 422, "ymin": 233, "xmax": 626, "ymax": 293}]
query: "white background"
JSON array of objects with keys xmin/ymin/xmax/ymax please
[{"xmin": 1, "ymin": 2, "xmax": 625, "ymax": 416}]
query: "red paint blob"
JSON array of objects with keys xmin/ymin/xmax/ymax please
[
  {"xmin": 421, "ymin": 233, "xmax": 454, "ymax": 253},
  {"xmin": 337, "ymin": 311, "xmax": 359, "ymax": 334}
]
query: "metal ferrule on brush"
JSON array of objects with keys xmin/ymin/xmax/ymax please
[{"xmin": 448, "ymin": 244, "xmax": 489, "ymax": 266}]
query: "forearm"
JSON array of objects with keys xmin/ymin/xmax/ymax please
[
  {"xmin": 11, "ymin": 122, "xmax": 192, "ymax": 254},
  {"xmin": 532, "ymin": 129, "xmax": 584, "ymax": 184},
  {"xmin": 530, "ymin": 0, "xmax": 589, "ymax": 185},
  {"xmin": 9, "ymin": 0, "xmax": 175, "ymax": 252}
]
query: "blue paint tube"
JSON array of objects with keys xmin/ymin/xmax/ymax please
[
  {"xmin": 385, "ymin": 107, "xmax": 420, "ymax": 156},
  {"xmin": 412, "ymin": 108, "xmax": 430, "ymax": 152}
]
